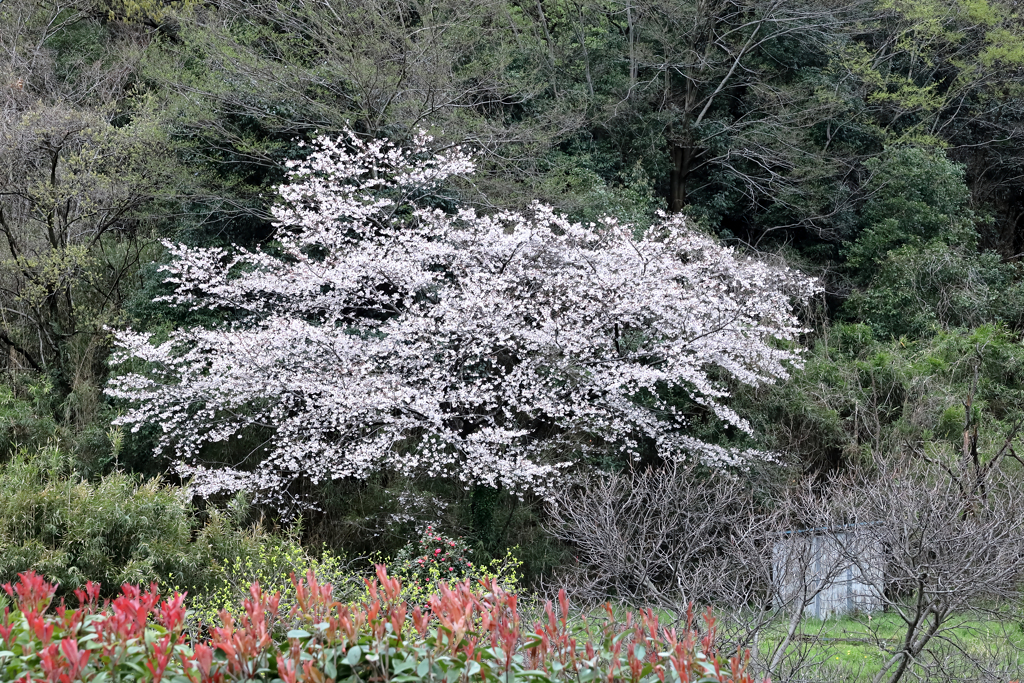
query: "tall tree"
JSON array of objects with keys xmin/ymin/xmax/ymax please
[
  {"xmin": 0, "ymin": 0, "xmax": 182, "ymax": 397},
  {"xmin": 139, "ymin": 0, "xmax": 582, "ymax": 238},
  {"xmin": 107, "ymin": 131, "xmax": 816, "ymax": 510}
]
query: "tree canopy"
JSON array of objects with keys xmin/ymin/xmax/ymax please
[{"xmin": 107, "ymin": 131, "xmax": 815, "ymax": 509}]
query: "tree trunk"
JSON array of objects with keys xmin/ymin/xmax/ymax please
[{"xmin": 669, "ymin": 143, "xmax": 693, "ymax": 212}]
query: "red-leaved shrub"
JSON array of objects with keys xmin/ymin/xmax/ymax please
[{"xmin": 0, "ymin": 568, "xmax": 765, "ymax": 682}]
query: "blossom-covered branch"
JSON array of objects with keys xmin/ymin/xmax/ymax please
[{"xmin": 106, "ymin": 130, "xmax": 818, "ymax": 508}]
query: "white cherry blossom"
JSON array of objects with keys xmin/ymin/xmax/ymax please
[{"xmin": 106, "ymin": 131, "xmax": 818, "ymax": 509}]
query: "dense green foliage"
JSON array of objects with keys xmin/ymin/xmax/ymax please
[
  {"xmin": 0, "ymin": 442, "xmax": 325, "ymax": 602},
  {"xmin": 5, "ymin": 6, "xmax": 1024, "ymax": 680},
  {"xmin": 2, "ymin": 0, "xmax": 1024, "ymax": 537}
]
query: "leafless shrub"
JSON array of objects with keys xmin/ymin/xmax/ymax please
[
  {"xmin": 547, "ymin": 458, "xmax": 1024, "ymax": 682},
  {"xmin": 545, "ymin": 462, "xmax": 761, "ymax": 607},
  {"xmin": 808, "ymin": 458, "xmax": 1024, "ymax": 683}
]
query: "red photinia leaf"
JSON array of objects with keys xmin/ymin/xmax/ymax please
[{"xmin": 0, "ymin": 567, "xmax": 760, "ymax": 683}]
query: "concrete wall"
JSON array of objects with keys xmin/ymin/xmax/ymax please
[{"xmin": 772, "ymin": 528, "xmax": 885, "ymax": 619}]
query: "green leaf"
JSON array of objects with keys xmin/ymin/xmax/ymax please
[
  {"xmin": 392, "ymin": 656, "xmax": 416, "ymax": 674},
  {"xmin": 345, "ymin": 645, "xmax": 363, "ymax": 666},
  {"xmin": 518, "ymin": 669, "xmax": 548, "ymax": 679},
  {"xmin": 287, "ymin": 629, "xmax": 312, "ymax": 639}
]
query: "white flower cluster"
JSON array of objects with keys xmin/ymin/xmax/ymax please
[{"xmin": 106, "ymin": 131, "xmax": 818, "ymax": 509}]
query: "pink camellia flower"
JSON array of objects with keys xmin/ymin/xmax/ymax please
[{"xmin": 434, "ymin": 549, "xmax": 441, "ymax": 555}]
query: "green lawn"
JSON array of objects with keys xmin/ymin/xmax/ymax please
[
  {"xmin": 758, "ymin": 609, "xmax": 1024, "ymax": 681},
  {"xmin": 560, "ymin": 601, "xmax": 1024, "ymax": 681}
]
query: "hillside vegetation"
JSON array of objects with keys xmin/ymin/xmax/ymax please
[{"xmin": 4, "ymin": 0, "xmax": 1024, "ymax": 680}]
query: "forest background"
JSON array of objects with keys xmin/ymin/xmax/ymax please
[{"xmin": 5, "ymin": 0, "xmax": 1024, "ymax": 680}]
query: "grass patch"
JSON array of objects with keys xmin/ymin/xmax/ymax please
[{"xmin": 759, "ymin": 609, "xmax": 1024, "ymax": 681}]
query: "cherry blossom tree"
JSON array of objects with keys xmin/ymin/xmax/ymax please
[{"xmin": 106, "ymin": 130, "xmax": 818, "ymax": 509}]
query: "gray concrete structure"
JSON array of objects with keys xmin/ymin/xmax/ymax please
[{"xmin": 772, "ymin": 525, "xmax": 885, "ymax": 619}]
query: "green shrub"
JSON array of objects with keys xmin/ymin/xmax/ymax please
[
  {"xmin": 846, "ymin": 145, "xmax": 975, "ymax": 276},
  {"xmin": 0, "ymin": 382, "xmax": 64, "ymax": 460},
  {"xmin": 0, "ymin": 444, "xmax": 282, "ymax": 601},
  {"xmin": 0, "ymin": 445, "xmax": 485, "ymax": 634},
  {"xmin": 392, "ymin": 526, "xmax": 475, "ymax": 584},
  {"xmin": 388, "ymin": 526, "xmax": 522, "ymax": 606},
  {"xmin": 0, "ymin": 377, "xmax": 132, "ymax": 479},
  {"xmin": 175, "ymin": 536, "xmax": 357, "ymax": 637},
  {"xmin": 842, "ymin": 243, "xmax": 1024, "ymax": 338}
]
